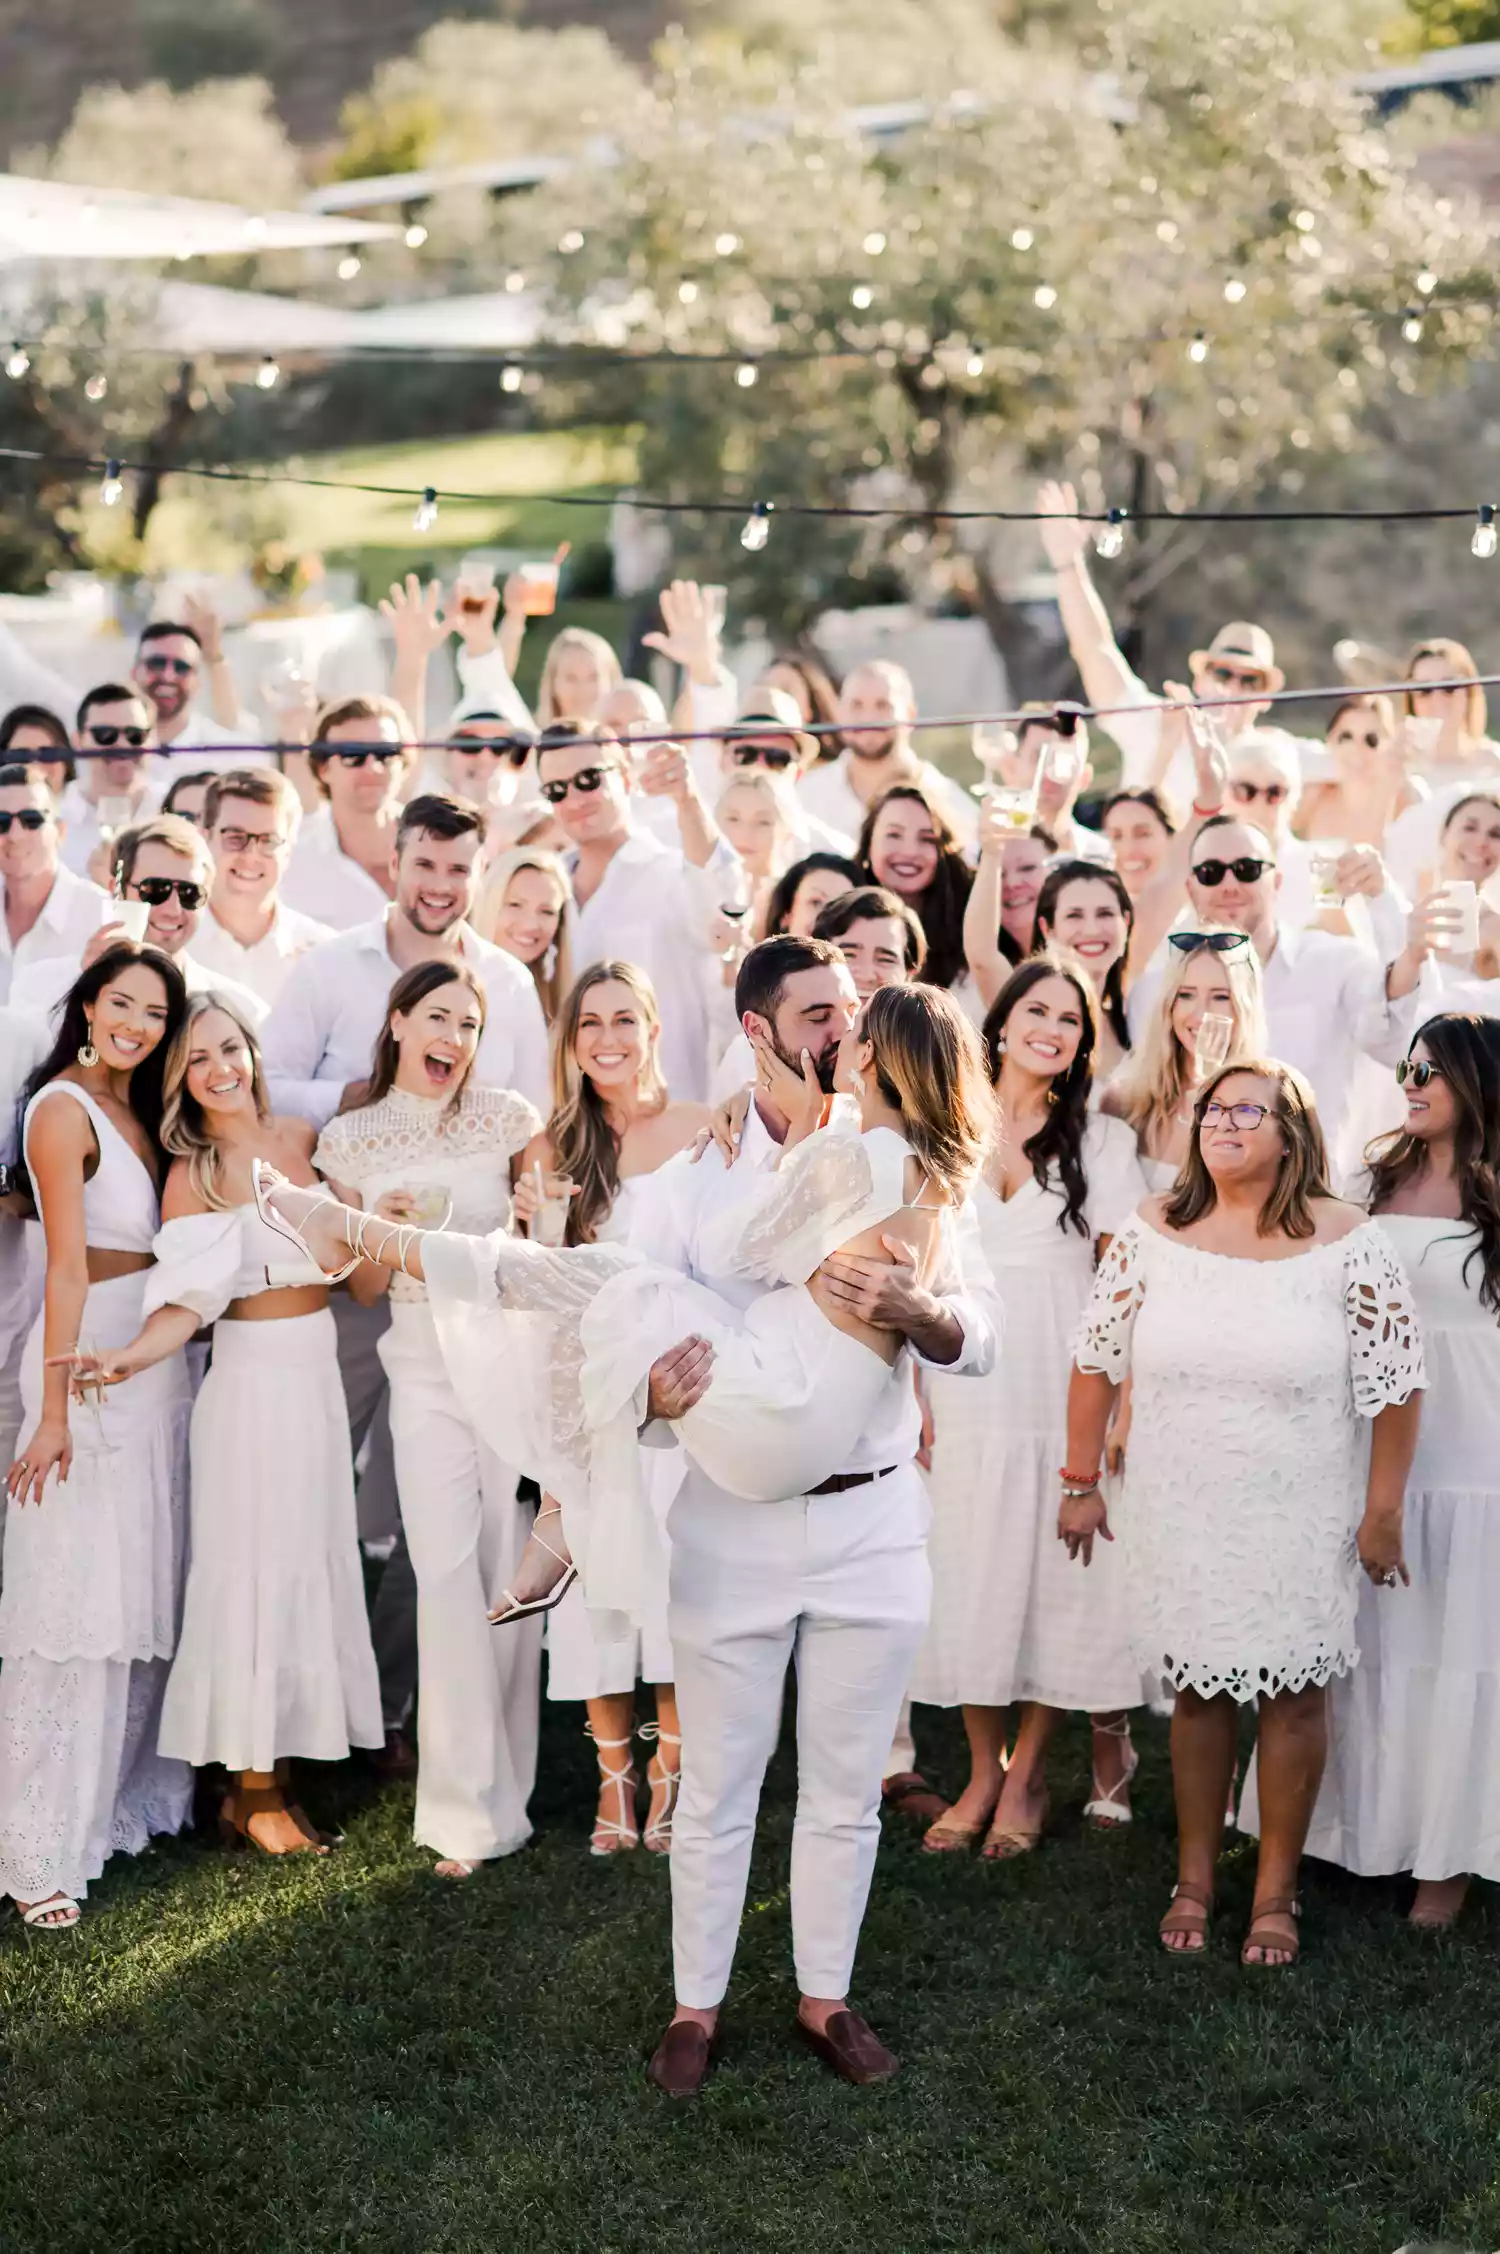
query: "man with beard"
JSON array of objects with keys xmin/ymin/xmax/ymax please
[
  {"xmin": 798, "ymin": 660, "xmax": 977, "ymax": 851},
  {"xmin": 633, "ymin": 934, "xmax": 1000, "ymax": 2097},
  {"xmin": 132, "ymin": 612, "xmax": 262, "ymax": 776}
]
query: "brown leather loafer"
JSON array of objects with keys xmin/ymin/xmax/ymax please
[
  {"xmin": 797, "ymin": 2009, "xmax": 899, "ymax": 2086},
  {"xmin": 646, "ymin": 2020, "xmax": 718, "ymax": 2098}
]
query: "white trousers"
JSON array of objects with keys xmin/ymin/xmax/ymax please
[
  {"xmin": 667, "ymin": 1462, "xmax": 930, "ymax": 2008},
  {"xmin": 380, "ymin": 1306, "xmax": 541, "ymax": 1862}
]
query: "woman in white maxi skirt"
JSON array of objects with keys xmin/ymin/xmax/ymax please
[
  {"xmin": 68, "ymin": 996, "xmax": 381, "ymax": 1854},
  {"xmin": 316, "ymin": 960, "xmax": 545, "ymax": 1879},
  {"xmin": 0, "ymin": 944, "xmax": 192, "ymax": 1928}
]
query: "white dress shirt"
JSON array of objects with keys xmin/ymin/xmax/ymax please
[
  {"xmin": 280, "ymin": 805, "xmax": 395, "ymax": 933},
  {"xmin": 262, "ymin": 911, "xmax": 549, "ymax": 1129},
  {"xmin": 57, "ymin": 778, "xmax": 164, "ymax": 877},
  {"xmin": 0, "ymin": 866, "xmax": 111, "ymax": 1006},
  {"xmin": 569, "ymin": 826, "xmax": 744, "ymax": 1102},
  {"xmin": 626, "ymin": 1100, "xmax": 1001, "ymax": 1477},
  {"xmin": 797, "ymin": 751, "xmax": 978, "ymax": 853},
  {"xmin": 7, "ymin": 945, "xmax": 267, "ymax": 1032},
  {"xmin": 151, "ymin": 709, "xmax": 270, "ymax": 778},
  {"xmin": 191, "ymin": 899, "xmax": 335, "ymax": 1008}
]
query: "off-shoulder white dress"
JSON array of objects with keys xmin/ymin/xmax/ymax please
[{"xmin": 1073, "ymin": 1216, "xmax": 1425, "ymax": 1702}]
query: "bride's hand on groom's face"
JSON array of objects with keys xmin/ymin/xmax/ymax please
[
  {"xmin": 819, "ymin": 1238, "xmax": 932, "ymax": 1333},
  {"xmin": 749, "ymin": 1035, "xmax": 824, "ymax": 1143}
]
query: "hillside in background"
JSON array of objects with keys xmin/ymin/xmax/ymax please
[{"xmin": 0, "ymin": 0, "xmax": 668, "ymax": 161}]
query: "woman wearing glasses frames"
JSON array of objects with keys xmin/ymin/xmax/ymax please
[
  {"xmin": 1064, "ymin": 1060, "xmax": 1425, "ymax": 1966},
  {"xmin": 1104, "ymin": 930, "xmax": 1267, "ymax": 1188}
]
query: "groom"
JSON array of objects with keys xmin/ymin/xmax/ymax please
[{"xmin": 633, "ymin": 934, "xmax": 1001, "ymax": 2096}]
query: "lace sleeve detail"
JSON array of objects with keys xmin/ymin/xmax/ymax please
[
  {"xmin": 1072, "ymin": 1221, "xmax": 1146, "ymax": 1382},
  {"xmin": 1343, "ymin": 1222, "xmax": 1426, "ymax": 1416},
  {"xmin": 709, "ymin": 1128, "xmax": 903, "ymax": 1285},
  {"xmin": 313, "ymin": 1087, "xmax": 541, "ymax": 1183}
]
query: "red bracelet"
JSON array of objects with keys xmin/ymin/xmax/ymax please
[
  {"xmin": 1058, "ymin": 1465, "xmax": 1101, "ymax": 1487},
  {"xmin": 1191, "ymin": 801, "xmax": 1221, "ymax": 818}
]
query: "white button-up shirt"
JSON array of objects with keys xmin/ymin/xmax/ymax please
[
  {"xmin": 569, "ymin": 826, "xmax": 743, "ymax": 1102},
  {"xmin": 0, "ymin": 865, "xmax": 111, "ymax": 1006},
  {"xmin": 57, "ymin": 778, "xmax": 164, "ymax": 878},
  {"xmin": 191, "ymin": 899, "xmax": 334, "ymax": 1009},
  {"xmin": 262, "ymin": 912, "xmax": 549, "ymax": 1129},
  {"xmin": 797, "ymin": 750, "xmax": 978, "ymax": 853},
  {"xmin": 626, "ymin": 1100, "xmax": 1001, "ymax": 1477},
  {"xmin": 280, "ymin": 805, "xmax": 394, "ymax": 932},
  {"xmin": 151, "ymin": 709, "xmax": 270, "ymax": 779}
]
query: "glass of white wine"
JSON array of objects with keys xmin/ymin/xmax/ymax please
[{"xmin": 1193, "ymin": 1011, "xmax": 1236, "ymax": 1084}]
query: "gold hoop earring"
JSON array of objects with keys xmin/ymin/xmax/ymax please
[{"xmin": 78, "ymin": 1029, "xmax": 98, "ymax": 1068}]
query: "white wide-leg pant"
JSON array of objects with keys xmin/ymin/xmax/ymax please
[
  {"xmin": 380, "ymin": 1305, "xmax": 541, "ymax": 1863},
  {"xmin": 667, "ymin": 1462, "xmax": 930, "ymax": 2008}
]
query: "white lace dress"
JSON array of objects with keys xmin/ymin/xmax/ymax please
[
  {"xmin": 1073, "ymin": 1216, "xmax": 1425, "ymax": 1703},
  {"xmin": 912, "ymin": 1114, "xmax": 1152, "ymax": 1710}
]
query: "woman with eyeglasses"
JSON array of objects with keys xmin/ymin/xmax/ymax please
[
  {"xmin": 1063, "ymin": 1061, "xmax": 1425, "ymax": 1966},
  {"xmin": 60, "ymin": 996, "xmax": 382, "ymax": 1855},
  {"xmin": 0, "ymin": 703, "xmax": 74, "ymax": 797},
  {"xmin": 279, "ymin": 695, "xmax": 414, "ymax": 933},
  {"xmin": 1104, "ymin": 929, "xmax": 1268, "ymax": 1189},
  {"xmin": 473, "ymin": 847, "xmax": 576, "ymax": 1025},
  {"xmin": 315, "ymin": 963, "xmax": 544, "ymax": 1878},
  {"xmin": 856, "ymin": 783, "xmax": 972, "ymax": 991},
  {"xmin": 914, "ymin": 956, "xmax": 1149, "ymax": 1856},
  {"xmin": 1273, "ymin": 1016, "xmax": 1500, "ymax": 1931},
  {"xmin": 0, "ymin": 944, "xmax": 190, "ymax": 1930}
]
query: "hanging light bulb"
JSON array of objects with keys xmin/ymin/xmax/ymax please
[
  {"xmin": 966, "ymin": 349, "xmax": 985, "ymax": 377},
  {"xmin": 500, "ymin": 363, "xmax": 523, "ymax": 394},
  {"xmin": 255, "ymin": 354, "xmax": 280, "ymax": 390},
  {"xmin": 84, "ymin": 371, "xmax": 108, "ymax": 402},
  {"xmin": 413, "ymin": 486, "xmax": 439, "ymax": 534},
  {"xmin": 735, "ymin": 362, "xmax": 758, "ymax": 388},
  {"xmin": 1417, "ymin": 268, "xmax": 1437, "ymax": 295},
  {"xmin": 5, "ymin": 343, "xmax": 30, "ymax": 380},
  {"xmin": 1011, "ymin": 227, "xmax": 1034, "ymax": 251},
  {"xmin": 1472, "ymin": 503, "xmax": 1497, "ymax": 560},
  {"xmin": 1401, "ymin": 306, "xmax": 1424, "ymax": 344},
  {"xmin": 850, "ymin": 284, "xmax": 874, "ymax": 309},
  {"xmin": 1188, "ymin": 330, "xmax": 1209, "ymax": 364},
  {"xmin": 1033, "ymin": 284, "xmax": 1057, "ymax": 310},
  {"xmin": 404, "ymin": 220, "xmax": 429, "ymax": 250},
  {"xmin": 99, "ymin": 459, "xmax": 124, "ymax": 508},
  {"xmin": 740, "ymin": 502, "xmax": 772, "ymax": 552},
  {"xmin": 1223, "ymin": 278, "xmax": 1247, "ymax": 303},
  {"xmin": 1095, "ymin": 506, "xmax": 1127, "ymax": 560},
  {"xmin": 337, "ymin": 254, "xmax": 362, "ymax": 281},
  {"xmin": 863, "ymin": 231, "xmax": 887, "ymax": 256},
  {"xmin": 715, "ymin": 232, "xmax": 740, "ymax": 256}
]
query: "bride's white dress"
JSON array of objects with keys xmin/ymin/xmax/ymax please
[{"xmin": 421, "ymin": 1122, "xmax": 919, "ymax": 1634}]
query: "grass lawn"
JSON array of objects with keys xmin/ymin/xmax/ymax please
[{"xmin": 0, "ymin": 1699, "xmax": 1495, "ymax": 2254}]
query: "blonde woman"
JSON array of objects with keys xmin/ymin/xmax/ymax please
[
  {"xmin": 536, "ymin": 628, "xmax": 622, "ymax": 728},
  {"xmin": 65, "ymin": 995, "xmax": 381, "ymax": 1856},
  {"xmin": 1103, "ymin": 929, "xmax": 1268, "ymax": 1189},
  {"xmin": 473, "ymin": 846, "xmax": 575, "ymax": 1025},
  {"xmin": 514, "ymin": 961, "xmax": 710, "ymax": 1857},
  {"xmin": 715, "ymin": 769, "xmax": 796, "ymax": 931}
]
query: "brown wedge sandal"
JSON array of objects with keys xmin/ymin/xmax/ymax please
[
  {"xmin": 1159, "ymin": 1882, "xmax": 1214, "ymax": 1954},
  {"xmin": 1241, "ymin": 1893, "xmax": 1300, "ymax": 1968}
]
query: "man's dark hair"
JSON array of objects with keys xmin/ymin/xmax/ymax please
[
  {"xmin": 812, "ymin": 884, "xmax": 927, "ymax": 975},
  {"xmin": 535, "ymin": 719, "xmax": 612, "ymax": 768},
  {"xmin": 0, "ymin": 703, "xmax": 69, "ymax": 754},
  {"xmin": 396, "ymin": 791, "xmax": 487, "ymax": 854},
  {"xmin": 734, "ymin": 934, "xmax": 844, "ymax": 1024},
  {"xmin": 137, "ymin": 620, "xmax": 203, "ymax": 655},
  {"xmin": 76, "ymin": 682, "xmax": 150, "ymax": 734},
  {"xmin": 762, "ymin": 850, "xmax": 861, "ymax": 937},
  {"xmin": 0, "ymin": 761, "xmax": 50, "ymax": 796}
]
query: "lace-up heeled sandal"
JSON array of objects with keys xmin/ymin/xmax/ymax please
[
  {"xmin": 488, "ymin": 1503, "xmax": 578, "ymax": 1626},
  {"xmin": 638, "ymin": 1723, "xmax": 681, "ymax": 1855},
  {"xmin": 587, "ymin": 1728, "xmax": 639, "ymax": 1857},
  {"xmin": 1083, "ymin": 1714, "xmax": 1140, "ymax": 1830}
]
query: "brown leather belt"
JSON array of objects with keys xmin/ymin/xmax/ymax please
[{"xmin": 807, "ymin": 1464, "xmax": 899, "ymax": 1497}]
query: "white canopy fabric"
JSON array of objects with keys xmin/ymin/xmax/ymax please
[{"xmin": 0, "ymin": 175, "xmax": 398, "ymax": 264}]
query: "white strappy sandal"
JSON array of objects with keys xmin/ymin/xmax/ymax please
[
  {"xmin": 587, "ymin": 1727, "xmax": 639, "ymax": 1856},
  {"xmin": 16, "ymin": 1891, "xmax": 80, "ymax": 1931},
  {"xmin": 487, "ymin": 1502, "xmax": 578, "ymax": 1627},
  {"xmin": 638, "ymin": 1722, "xmax": 682, "ymax": 1855},
  {"xmin": 1083, "ymin": 1714, "xmax": 1140, "ymax": 1829},
  {"xmin": 252, "ymin": 1157, "xmax": 363, "ymax": 1286}
]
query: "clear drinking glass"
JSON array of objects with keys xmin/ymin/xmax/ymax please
[
  {"xmin": 1309, "ymin": 839, "xmax": 1347, "ymax": 911},
  {"xmin": 526, "ymin": 1163, "xmax": 572, "ymax": 1246},
  {"xmin": 401, "ymin": 1186, "xmax": 452, "ymax": 1228},
  {"xmin": 971, "ymin": 720, "xmax": 1013, "ymax": 769},
  {"xmin": 517, "ymin": 561, "xmax": 560, "ymax": 617},
  {"xmin": 1193, "ymin": 1012, "xmax": 1236, "ymax": 1083}
]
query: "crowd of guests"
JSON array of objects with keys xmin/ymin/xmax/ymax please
[{"xmin": 0, "ymin": 496, "xmax": 1490, "ymax": 2061}]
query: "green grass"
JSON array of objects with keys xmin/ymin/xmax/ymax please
[{"xmin": 1, "ymin": 1703, "xmax": 1496, "ymax": 2253}]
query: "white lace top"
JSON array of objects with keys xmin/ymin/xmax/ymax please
[{"xmin": 314, "ymin": 1085, "xmax": 540, "ymax": 1304}]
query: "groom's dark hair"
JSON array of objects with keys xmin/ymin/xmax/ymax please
[{"xmin": 735, "ymin": 934, "xmax": 844, "ymax": 1025}]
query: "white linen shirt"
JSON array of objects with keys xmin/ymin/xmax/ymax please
[
  {"xmin": 151, "ymin": 709, "xmax": 270, "ymax": 777},
  {"xmin": 262, "ymin": 912, "xmax": 549, "ymax": 1129},
  {"xmin": 56, "ymin": 777, "xmax": 164, "ymax": 878},
  {"xmin": 627, "ymin": 1100, "xmax": 1002, "ymax": 1477},
  {"xmin": 279, "ymin": 805, "xmax": 394, "ymax": 933},
  {"xmin": 0, "ymin": 866, "xmax": 111, "ymax": 1006},
  {"xmin": 191, "ymin": 899, "xmax": 335, "ymax": 1009},
  {"xmin": 797, "ymin": 751, "xmax": 978, "ymax": 853}
]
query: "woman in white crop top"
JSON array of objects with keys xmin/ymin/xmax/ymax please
[
  {"xmin": 316, "ymin": 961, "xmax": 542, "ymax": 1879},
  {"xmin": 0, "ymin": 942, "xmax": 190, "ymax": 1930},
  {"xmin": 66, "ymin": 995, "xmax": 382, "ymax": 1855}
]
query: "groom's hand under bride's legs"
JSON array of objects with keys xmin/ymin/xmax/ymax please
[{"xmin": 646, "ymin": 1335, "xmax": 715, "ymax": 1422}]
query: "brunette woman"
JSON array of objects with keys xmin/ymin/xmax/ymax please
[{"xmin": 855, "ymin": 782, "xmax": 972, "ymax": 990}]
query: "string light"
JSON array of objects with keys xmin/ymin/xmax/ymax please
[
  {"xmin": 1095, "ymin": 505, "xmax": 1127, "ymax": 559},
  {"xmin": 715, "ymin": 232, "xmax": 740, "ymax": 255},
  {"xmin": 850, "ymin": 285, "xmax": 874, "ymax": 309},
  {"xmin": 1034, "ymin": 284, "xmax": 1057, "ymax": 309},
  {"xmin": 499, "ymin": 363, "xmax": 523, "ymax": 394},
  {"xmin": 413, "ymin": 485, "xmax": 439, "ymax": 533},
  {"xmin": 735, "ymin": 362, "xmax": 758, "ymax": 387},
  {"xmin": 863, "ymin": 231, "xmax": 887, "ymax": 255},
  {"xmin": 678, "ymin": 280, "xmax": 699, "ymax": 303},
  {"xmin": 337, "ymin": 254, "xmax": 362, "ymax": 281},
  {"xmin": 1188, "ymin": 330, "xmax": 1209, "ymax": 363},
  {"xmin": 1472, "ymin": 503, "xmax": 1497, "ymax": 559},
  {"xmin": 84, "ymin": 372, "xmax": 108, "ymax": 401},
  {"xmin": 1417, "ymin": 269, "xmax": 1437, "ymax": 295},
  {"xmin": 255, "ymin": 354, "xmax": 280, "ymax": 390},
  {"xmin": 404, "ymin": 220, "xmax": 429, "ymax": 250},
  {"xmin": 99, "ymin": 459, "xmax": 124, "ymax": 507},
  {"xmin": 1011, "ymin": 227, "xmax": 1034, "ymax": 250},
  {"xmin": 966, "ymin": 349, "xmax": 985, "ymax": 377},
  {"xmin": 740, "ymin": 501, "xmax": 772, "ymax": 551},
  {"xmin": 1223, "ymin": 278, "xmax": 1247, "ymax": 303},
  {"xmin": 5, "ymin": 344, "xmax": 29, "ymax": 380},
  {"xmin": 558, "ymin": 230, "xmax": 585, "ymax": 254},
  {"xmin": 1401, "ymin": 306, "xmax": 1424, "ymax": 343},
  {"xmin": 504, "ymin": 270, "xmax": 525, "ymax": 293}
]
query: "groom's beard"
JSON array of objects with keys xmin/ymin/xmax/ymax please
[{"xmin": 767, "ymin": 1028, "xmax": 840, "ymax": 1094}]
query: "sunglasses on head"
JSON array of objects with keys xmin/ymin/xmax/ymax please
[
  {"xmin": 84, "ymin": 725, "xmax": 149, "ymax": 749},
  {"xmin": 449, "ymin": 736, "xmax": 533, "ymax": 767},
  {"xmin": 539, "ymin": 764, "xmax": 615, "ymax": 805},
  {"xmin": 1167, "ymin": 928, "xmax": 1250, "ymax": 954},
  {"xmin": 319, "ymin": 744, "xmax": 403, "ymax": 768},
  {"xmin": 1396, "ymin": 1057, "xmax": 1444, "ymax": 1089},
  {"xmin": 1205, "ymin": 661, "xmax": 1269, "ymax": 693},
  {"xmin": 0, "ymin": 808, "xmax": 49, "ymax": 835},
  {"xmin": 140, "ymin": 654, "xmax": 196, "ymax": 677},
  {"xmin": 1191, "ymin": 856, "xmax": 1272, "ymax": 887},
  {"xmin": 1230, "ymin": 778, "xmax": 1290, "ymax": 805},
  {"xmin": 730, "ymin": 740, "xmax": 797, "ymax": 771},
  {"xmin": 130, "ymin": 877, "xmax": 205, "ymax": 910}
]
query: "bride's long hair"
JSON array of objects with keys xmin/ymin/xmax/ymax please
[
  {"xmin": 160, "ymin": 992, "xmax": 270, "ymax": 1212},
  {"xmin": 860, "ymin": 983, "xmax": 994, "ymax": 1204}
]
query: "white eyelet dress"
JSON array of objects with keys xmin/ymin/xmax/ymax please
[
  {"xmin": 0, "ymin": 1083, "xmax": 192, "ymax": 1907},
  {"xmin": 315, "ymin": 1086, "xmax": 543, "ymax": 1865},
  {"xmin": 148, "ymin": 1204, "xmax": 383, "ymax": 1773},
  {"xmin": 1073, "ymin": 1215, "xmax": 1426, "ymax": 1703}
]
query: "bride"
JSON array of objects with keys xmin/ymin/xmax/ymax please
[{"xmin": 255, "ymin": 983, "xmax": 993, "ymax": 1634}]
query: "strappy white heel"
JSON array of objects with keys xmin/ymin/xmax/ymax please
[
  {"xmin": 252, "ymin": 1158, "xmax": 362, "ymax": 1286},
  {"xmin": 587, "ymin": 1727, "xmax": 639, "ymax": 1856},
  {"xmin": 638, "ymin": 1722, "xmax": 682, "ymax": 1855},
  {"xmin": 1083, "ymin": 1714, "xmax": 1140, "ymax": 1829},
  {"xmin": 487, "ymin": 1502, "xmax": 578, "ymax": 1627}
]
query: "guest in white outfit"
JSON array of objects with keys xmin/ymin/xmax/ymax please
[
  {"xmin": 1103, "ymin": 928, "xmax": 1268, "ymax": 1189},
  {"xmin": 60, "ymin": 685, "xmax": 161, "ymax": 878},
  {"xmin": 1099, "ymin": 789, "xmax": 1178, "ymax": 905},
  {"xmin": 193, "ymin": 769, "xmax": 332, "ymax": 1007},
  {"xmin": 1384, "ymin": 793, "xmax": 1500, "ymax": 1029},
  {"xmin": 0, "ymin": 944, "xmax": 191, "ymax": 1929},
  {"xmin": 160, "ymin": 771, "xmax": 216, "ymax": 829},
  {"xmin": 915, "ymin": 957, "xmax": 1147, "ymax": 1856},
  {"xmin": 315, "ymin": 962, "xmax": 543, "ymax": 1878},
  {"xmin": 515, "ymin": 960, "xmax": 709, "ymax": 1857},
  {"xmin": 1295, "ymin": 1015, "xmax": 1500, "ymax": 1929},
  {"xmin": 0, "ymin": 761, "xmax": 110, "ymax": 1005},
  {"xmin": 535, "ymin": 628, "xmax": 622, "ymax": 727},
  {"xmin": 854, "ymin": 784, "xmax": 972, "ymax": 994},
  {"xmin": 66, "ymin": 996, "xmax": 382, "ymax": 1853},
  {"xmin": 798, "ymin": 661, "xmax": 977, "ymax": 849},
  {"xmin": 472, "ymin": 847, "xmax": 575, "ymax": 1030},
  {"xmin": 1064, "ymin": 1059, "xmax": 1425, "ymax": 1967},
  {"xmin": 762, "ymin": 853, "xmax": 860, "ymax": 941},
  {"xmin": 1031, "ymin": 862, "xmax": 1137, "ymax": 1073},
  {"xmin": 279, "ymin": 695, "xmax": 413, "ymax": 932},
  {"xmin": 131, "ymin": 612, "xmax": 260, "ymax": 774},
  {"xmin": 0, "ymin": 704, "xmax": 75, "ymax": 802},
  {"xmin": 1382, "ymin": 639, "xmax": 1500, "ymax": 896}
]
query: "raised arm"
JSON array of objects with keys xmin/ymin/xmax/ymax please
[
  {"xmin": 1037, "ymin": 482, "xmax": 1149, "ymax": 715},
  {"xmin": 1126, "ymin": 712, "xmax": 1228, "ymax": 978},
  {"xmin": 963, "ymin": 795, "xmax": 1012, "ymax": 1012}
]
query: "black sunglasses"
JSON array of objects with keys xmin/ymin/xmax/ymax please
[
  {"xmin": 449, "ymin": 737, "xmax": 533, "ymax": 767},
  {"xmin": 319, "ymin": 745, "xmax": 403, "ymax": 768},
  {"xmin": 1230, "ymin": 778, "xmax": 1290, "ymax": 805},
  {"xmin": 0, "ymin": 808, "xmax": 49, "ymax": 834},
  {"xmin": 730, "ymin": 741, "xmax": 797, "ymax": 771},
  {"xmin": 84, "ymin": 725, "xmax": 149, "ymax": 749},
  {"xmin": 1204, "ymin": 661, "xmax": 1269, "ymax": 692},
  {"xmin": 539, "ymin": 765, "xmax": 614, "ymax": 805},
  {"xmin": 1191, "ymin": 856, "xmax": 1272, "ymax": 886},
  {"xmin": 130, "ymin": 877, "xmax": 205, "ymax": 910},
  {"xmin": 1333, "ymin": 728, "xmax": 1383, "ymax": 752},
  {"xmin": 140, "ymin": 654, "xmax": 196, "ymax": 677},
  {"xmin": 1396, "ymin": 1057, "xmax": 1444, "ymax": 1089},
  {"xmin": 1167, "ymin": 929, "xmax": 1251, "ymax": 954}
]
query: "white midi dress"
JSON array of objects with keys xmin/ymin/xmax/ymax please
[
  {"xmin": 1074, "ymin": 1216, "xmax": 1425, "ymax": 1703},
  {"xmin": 0, "ymin": 1083, "xmax": 192, "ymax": 1905},
  {"xmin": 1299, "ymin": 1214, "xmax": 1500, "ymax": 1880},
  {"xmin": 147, "ymin": 1204, "xmax": 383, "ymax": 1773},
  {"xmin": 912, "ymin": 1114, "xmax": 1150, "ymax": 1711}
]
